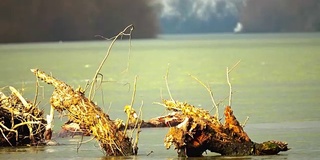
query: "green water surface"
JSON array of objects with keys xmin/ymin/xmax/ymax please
[{"xmin": 0, "ymin": 33, "xmax": 319, "ymax": 159}]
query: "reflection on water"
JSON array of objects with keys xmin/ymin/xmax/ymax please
[{"xmin": 0, "ymin": 146, "xmax": 45, "ymax": 153}]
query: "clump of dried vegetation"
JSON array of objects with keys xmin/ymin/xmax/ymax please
[{"xmin": 0, "ymin": 86, "xmax": 47, "ymax": 146}]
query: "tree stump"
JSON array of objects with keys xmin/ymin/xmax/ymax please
[{"xmin": 163, "ymin": 100, "xmax": 289, "ymax": 157}]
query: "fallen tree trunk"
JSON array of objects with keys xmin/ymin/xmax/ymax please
[
  {"xmin": 163, "ymin": 99, "xmax": 289, "ymax": 157},
  {"xmin": 0, "ymin": 86, "xmax": 47, "ymax": 146},
  {"xmin": 31, "ymin": 68, "xmax": 135, "ymax": 156}
]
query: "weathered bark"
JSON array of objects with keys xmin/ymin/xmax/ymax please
[
  {"xmin": 31, "ymin": 68, "xmax": 134, "ymax": 156},
  {"xmin": 0, "ymin": 87, "xmax": 47, "ymax": 146},
  {"xmin": 163, "ymin": 100, "xmax": 289, "ymax": 157}
]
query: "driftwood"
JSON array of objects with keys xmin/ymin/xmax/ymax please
[
  {"xmin": 0, "ymin": 86, "xmax": 47, "ymax": 146},
  {"xmin": 58, "ymin": 120, "xmax": 91, "ymax": 138},
  {"xmin": 158, "ymin": 62, "xmax": 289, "ymax": 157},
  {"xmin": 31, "ymin": 68, "xmax": 135, "ymax": 156},
  {"xmin": 57, "ymin": 110, "xmax": 183, "ymax": 137},
  {"xmin": 162, "ymin": 99, "xmax": 289, "ymax": 157},
  {"xmin": 57, "ymin": 106, "xmax": 182, "ymax": 136}
]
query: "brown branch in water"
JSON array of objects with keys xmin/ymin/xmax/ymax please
[
  {"xmin": 162, "ymin": 101, "xmax": 289, "ymax": 157},
  {"xmin": 161, "ymin": 62, "xmax": 288, "ymax": 157},
  {"xmin": 31, "ymin": 68, "xmax": 134, "ymax": 156}
]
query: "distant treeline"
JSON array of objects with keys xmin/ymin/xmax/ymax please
[
  {"xmin": 240, "ymin": 0, "xmax": 320, "ymax": 32},
  {"xmin": 1, "ymin": 0, "xmax": 319, "ymax": 43},
  {"xmin": 0, "ymin": 0, "xmax": 159, "ymax": 43}
]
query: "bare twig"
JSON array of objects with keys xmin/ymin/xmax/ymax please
[
  {"xmin": 0, "ymin": 127, "xmax": 13, "ymax": 146},
  {"xmin": 77, "ymin": 136, "xmax": 95, "ymax": 153},
  {"xmin": 241, "ymin": 116, "xmax": 250, "ymax": 127},
  {"xmin": 189, "ymin": 74, "xmax": 219, "ymax": 121},
  {"xmin": 0, "ymin": 122, "xmax": 18, "ymax": 142},
  {"xmin": 228, "ymin": 60, "xmax": 241, "ymax": 74},
  {"xmin": 147, "ymin": 150, "xmax": 154, "ymax": 156},
  {"xmin": 130, "ymin": 76, "xmax": 138, "ymax": 108},
  {"xmin": 89, "ymin": 24, "xmax": 134, "ymax": 101},
  {"xmin": 122, "ymin": 25, "xmax": 134, "ymax": 73},
  {"xmin": 132, "ymin": 101, "xmax": 143, "ymax": 155},
  {"xmin": 9, "ymin": 86, "xmax": 31, "ymax": 110},
  {"xmin": 33, "ymin": 78, "xmax": 39, "ymax": 106},
  {"xmin": 226, "ymin": 67, "xmax": 232, "ymax": 106},
  {"xmin": 124, "ymin": 75, "xmax": 138, "ymax": 134},
  {"xmin": 106, "ymin": 102, "xmax": 112, "ymax": 114},
  {"xmin": 226, "ymin": 60, "xmax": 241, "ymax": 107},
  {"xmin": 12, "ymin": 121, "xmax": 41, "ymax": 130},
  {"xmin": 164, "ymin": 64, "xmax": 174, "ymax": 101},
  {"xmin": 130, "ymin": 100, "xmax": 143, "ymax": 137}
]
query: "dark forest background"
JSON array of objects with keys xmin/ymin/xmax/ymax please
[
  {"xmin": 0, "ymin": 0, "xmax": 319, "ymax": 43},
  {"xmin": 0, "ymin": 0, "xmax": 160, "ymax": 43},
  {"xmin": 240, "ymin": 0, "xmax": 320, "ymax": 32}
]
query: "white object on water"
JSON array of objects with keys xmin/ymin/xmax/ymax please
[
  {"xmin": 234, "ymin": 22, "xmax": 243, "ymax": 33},
  {"xmin": 46, "ymin": 114, "xmax": 53, "ymax": 130}
]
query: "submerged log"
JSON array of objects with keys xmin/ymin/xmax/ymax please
[
  {"xmin": 0, "ymin": 87, "xmax": 47, "ymax": 146},
  {"xmin": 163, "ymin": 99, "xmax": 289, "ymax": 157},
  {"xmin": 58, "ymin": 113, "xmax": 182, "ymax": 136},
  {"xmin": 31, "ymin": 68, "xmax": 134, "ymax": 156},
  {"xmin": 58, "ymin": 120, "xmax": 91, "ymax": 138}
]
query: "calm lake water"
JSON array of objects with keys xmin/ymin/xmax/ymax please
[{"xmin": 0, "ymin": 33, "xmax": 319, "ymax": 159}]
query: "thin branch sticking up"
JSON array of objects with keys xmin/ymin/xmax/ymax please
[
  {"xmin": 241, "ymin": 116, "xmax": 250, "ymax": 127},
  {"xmin": 189, "ymin": 74, "xmax": 219, "ymax": 121},
  {"xmin": 122, "ymin": 26, "xmax": 134, "ymax": 73},
  {"xmin": 88, "ymin": 24, "xmax": 134, "ymax": 101},
  {"xmin": 132, "ymin": 101, "xmax": 143, "ymax": 155},
  {"xmin": 130, "ymin": 100, "xmax": 143, "ymax": 138},
  {"xmin": 164, "ymin": 64, "xmax": 174, "ymax": 101},
  {"xmin": 226, "ymin": 60, "xmax": 241, "ymax": 107},
  {"xmin": 226, "ymin": 67, "xmax": 232, "ymax": 107},
  {"xmin": 124, "ymin": 75, "xmax": 138, "ymax": 134},
  {"xmin": 9, "ymin": 86, "xmax": 31, "ymax": 110}
]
